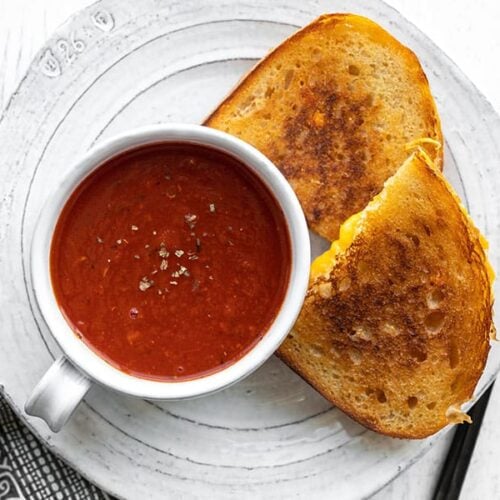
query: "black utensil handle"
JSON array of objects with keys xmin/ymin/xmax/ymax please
[{"xmin": 433, "ymin": 383, "xmax": 494, "ymax": 500}]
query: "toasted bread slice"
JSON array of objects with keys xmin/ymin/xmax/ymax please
[
  {"xmin": 205, "ymin": 14, "xmax": 443, "ymax": 240},
  {"xmin": 278, "ymin": 152, "xmax": 494, "ymax": 439}
]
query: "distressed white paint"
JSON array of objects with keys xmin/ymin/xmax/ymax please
[{"xmin": 1, "ymin": 1, "xmax": 499, "ymax": 499}]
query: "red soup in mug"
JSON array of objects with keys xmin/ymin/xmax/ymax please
[{"xmin": 50, "ymin": 143, "xmax": 291, "ymax": 381}]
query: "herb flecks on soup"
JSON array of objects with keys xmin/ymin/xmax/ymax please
[{"xmin": 50, "ymin": 143, "xmax": 291, "ymax": 381}]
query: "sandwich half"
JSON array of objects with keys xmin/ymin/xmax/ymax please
[
  {"xmin": 278, "ymin": 151, "xmax": 494, "ymax": 439},
  {"xmin": 205, "ymin": 14, "xmax": 443, "ymax": 240}
]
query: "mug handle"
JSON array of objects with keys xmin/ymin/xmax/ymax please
[{"xmin": 25, "ymin": 356, "xmax": 92, "ymax": 432}]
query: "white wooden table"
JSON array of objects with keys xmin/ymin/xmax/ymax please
[{"xmin": 1, "ymin": 1, "xmax": 499, "ymax": 498}]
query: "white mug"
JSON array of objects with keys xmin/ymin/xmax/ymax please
[{"xmin": 25, "ymin": 124, "xmax": 310, "ymax": 432}]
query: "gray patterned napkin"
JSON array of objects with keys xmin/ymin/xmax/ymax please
[{"xmin": 0, "ymin": 396, "xmax": 111, "ymax": 500}]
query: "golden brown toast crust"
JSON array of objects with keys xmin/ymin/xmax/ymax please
[
  {"xmin": 205, "ymin": 14, "xmax": 443, "ymax": 240},
  {"xmin": 278, "ymin": 154, "xmax": 493, "ymax": 439}
]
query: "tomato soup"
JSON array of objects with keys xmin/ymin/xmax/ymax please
[{"xmin": 50, "ymin": 143, "xmax": 291, "ymax": 381}]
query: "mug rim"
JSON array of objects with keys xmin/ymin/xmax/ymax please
[{"xmin": 30, "ymin": 124, "xmax": 310, "ymax": 400}]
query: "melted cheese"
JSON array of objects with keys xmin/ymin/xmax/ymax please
[
  {"xmin": 310, "ymin": 211, "xmax": 364, "ymax": 281},
  {"xmin": 405, "ymin": 137, "xmax": 441, "ymax": 171},
  {"xmin": 405, "ymin": 137, "xmax": 442, "ymax": 151}
]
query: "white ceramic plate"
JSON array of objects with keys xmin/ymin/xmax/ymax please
[{"xmin": 0, "ymin": 0, "xmax": 499, "ymax": 498}]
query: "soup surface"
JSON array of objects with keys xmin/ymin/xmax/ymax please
[{"xmin": 50, "ymin": 142, "xmax": 291, "ymax": 380}]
